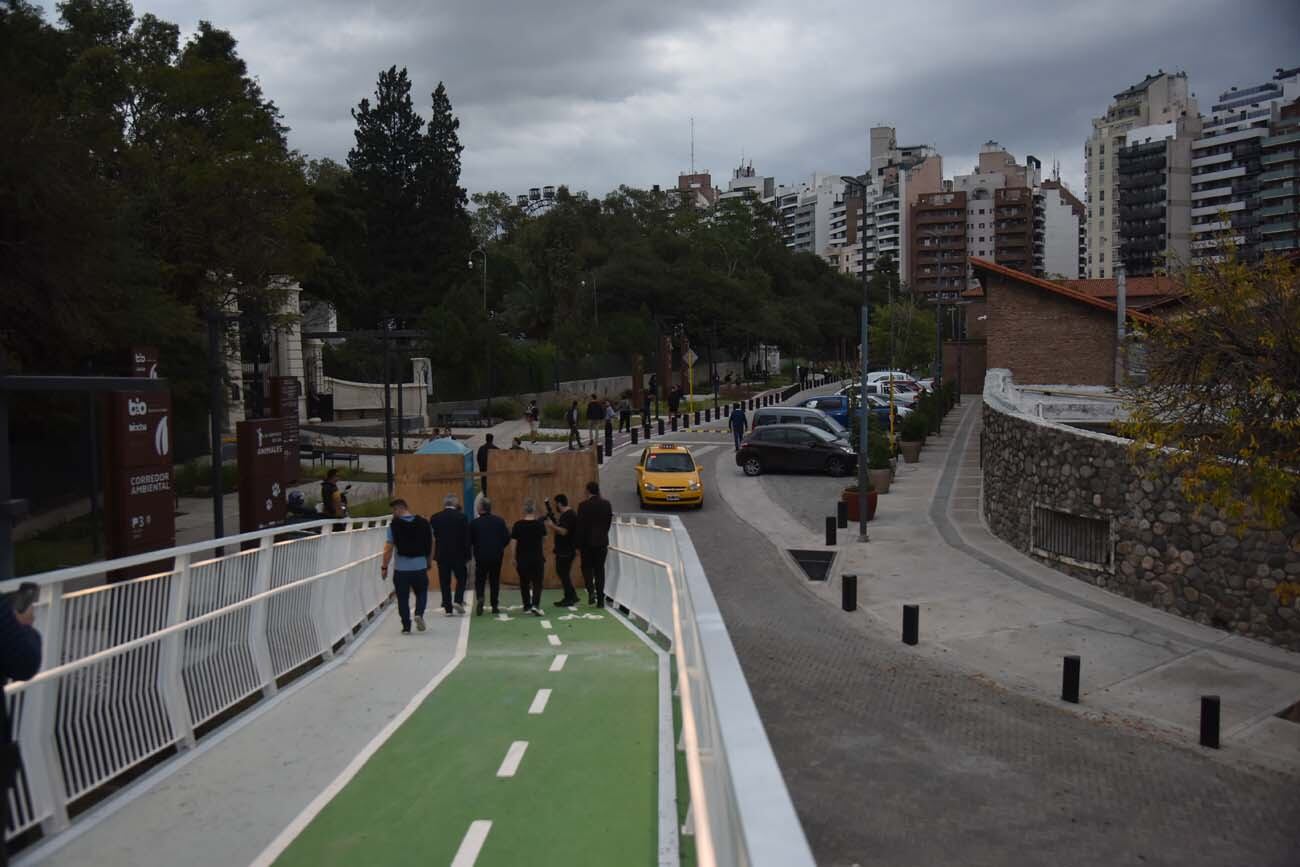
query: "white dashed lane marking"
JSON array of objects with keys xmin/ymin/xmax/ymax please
[
  {"xmin": 549, "ymin": 653, "xmax": 568, "ymax": 672},
  {"xmin": 496, "ymin": 741, "xmax": 528, "ymax": 777},
  {"xmin": 451, "ymin": 820, "xmax": 492, "ymax": 867},
  {"xmin": 547, "ymin": 634, "xmax": 562, "ymax": 647},
  {"xmin": 528, "ymin": 689, "xmax": 552, "ymax": 715}
]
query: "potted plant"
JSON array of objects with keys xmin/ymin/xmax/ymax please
[
  {"xmin": 840, "ymin": 483, "xmax": 878, "ymax": 522},
  {"xmin": 899, "ymin": 412, "xmax": 926, "ymax": 463},
  {"xmin": 868, "ymin": 433, "xmax": 893, "ymax": 494}
]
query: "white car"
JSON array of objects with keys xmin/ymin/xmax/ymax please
[
  {"xmin": 865, "ymin": 370, "xmax": 919, "ymax": 387},
  {"xmin": 841, "ymin": 381, "xmax": 918, "ymax": 406}
]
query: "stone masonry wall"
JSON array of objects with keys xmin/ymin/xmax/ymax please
[{"xmin": 982, "ymin": 394, "xmax": 1300, "ymax": 652}]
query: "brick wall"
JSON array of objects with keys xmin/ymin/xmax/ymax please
[{"xmin": 985, "ymin": 273, "xmax": 1116, "ymax": 385}]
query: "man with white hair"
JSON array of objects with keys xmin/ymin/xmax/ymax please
[
  {"xmin": 469, "ymin": 496, "xmax": 510, "ymax": 616},
  {"xmin": 429, "ymin": 493, "xmax": 470, "ymax": 616},
  {"xmin": 510, "ymin": 498, "xmax": 547, "ymax": 615}
]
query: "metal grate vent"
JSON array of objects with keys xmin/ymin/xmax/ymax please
[
  {"xmin": 788, "ymin": 550, "xmax": 835, "ymax": 581},
  {"xmin": 1031, "ymin": 504, "xmax": 1112, "ymax": 571}
]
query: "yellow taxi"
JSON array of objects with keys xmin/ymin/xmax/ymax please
[{"xmin": 635, "ymin": 444, "xmax": 704, "ymax": 509}]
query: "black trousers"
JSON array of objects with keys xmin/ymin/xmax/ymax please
[
  {"xmin": 437, "ymin": 560, "xmax": 468, "ymax": 611},
  {"xmin": 619, "ymin": 410, "xmax": 631, "ymax": 432},
  {"xmin": 518, "ymin": 559, "xmax": 545, "ymax": 609},
  {"xmin": 392, "ymin": 570, "xmax": 429, "ymax": 629},
  {"xmin": 475, "ymin": 558, "xmax": 502, "ymax": 609},
  {"xmin": 555, "ymin": 554, "xmax": 577, "ymax": 602},
  {"xmin": 580, "ymin": 546, "xmax": 608, "ymax": 601}
]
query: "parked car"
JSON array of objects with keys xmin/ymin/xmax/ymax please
[
  {"xmin": 803, "ymin": 394, "xmax": 910, "ymax": 427},
  {"xmin": 751, "ymin": 405, "xmax": 849, "ymax": 440},
  {"xmin": 635, "ymin": 444, "xmax": 704, "ymax": 509},
  {"xmin": 866, "ymin": 370, "xmax": 920, "ymax": 387},
  {"xmin": 736, "ymin": 424, "xmax": 857, "ymax": 477},
  {"xmin": 839, "ymin": 381, "xmax": 918, "ymax": 407}
]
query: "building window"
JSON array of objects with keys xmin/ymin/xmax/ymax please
[
  {"xmin": 1100, "ymin": 206, "xmax": 1104, "ymax": 216},
  {"xmin": 1099, "ymin": 190, "xmax": 1104, "ymax": 201},
  {"xmin": 1099, "ymin": 143, "xmax": 1105, "ymax": 154}
]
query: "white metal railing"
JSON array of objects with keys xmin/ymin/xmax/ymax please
[
  {"xmin": 1, "ymin": 518, "xmax": 391, "ymax": 841},
  {"xmin": 608, "ymin": 517, "xmax": 815, "ymax": 867}
]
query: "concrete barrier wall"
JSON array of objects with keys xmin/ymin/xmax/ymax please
[{"xmin": 981, "ymin": 370, "xmax": 1300, "ymax": 652}]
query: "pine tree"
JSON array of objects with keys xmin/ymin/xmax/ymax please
[{"xmin": 417, "ymin": 82, "xmax": 473, "ymax": 304}]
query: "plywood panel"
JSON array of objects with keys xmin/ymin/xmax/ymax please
[{"xmin": 395, "ymin": 454, "xmax": 468, "ymax": 520}]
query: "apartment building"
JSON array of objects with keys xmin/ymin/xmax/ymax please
[
  {"xmin": 1116, "ymin": 114, "xmax": 1201, "ymax": 275},
  {"xmin": 1037, "ymin": 179, "xmax": 1087, "ymax": 279},
  {"xmin": 1259, "ymin": 95, "xmax": 1300, "ymax": 255},
  {"xmin": 718, "ymin": 162, "xmax": 776, "ymax": 204},
  {"xmin": 1191, "ymin": 67, "xmax": 1300, "ymax": 262},
  {"xmin": 1085, "ymin": 72, "xmax": 1198, "ymax": 277}
]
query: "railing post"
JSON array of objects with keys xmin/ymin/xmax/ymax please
[
  {"xmin": 159, "ymin": 553, "xmax": 196, "ymax": 750},
  {"xmin": 29, "ymin": 584, "xmax": 71, "ymax": 835},
  {"xmin": 249, "ymin": 536, "xmax": 279, "ymax": 697}
]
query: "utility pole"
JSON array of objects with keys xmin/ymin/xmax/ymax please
[
  {"xmin": 856, "ymin": 177, "xmax": 870, "ymax": 542},
  {"xmin": 1115, "ymin": 260, "xmax": 1127, "ymax": 386}
]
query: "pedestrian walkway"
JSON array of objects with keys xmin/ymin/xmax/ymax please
[{"xmin": 716, "ymin": 396, "xmax": 1300, "ymax": 772}]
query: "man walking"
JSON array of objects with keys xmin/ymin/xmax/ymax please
[
  {"xmin": 585, "ymin": 393, "xmax": 603, "ymax": 446},
  {"xmin": 381, "ymin": 499, "xmax": 431, "ymax": 634},
  {"xmin": 567, "ymin": 400, "xmax": 582, "ymax": 450},
  {"xmin": 729, "ymin": 403, "xmax": 749, "ymax": 450},
  {"xmin": 430, "ymin": 494, "xmax": 470, "ymax": 615},
  {"xmin": 510, "ymin": 499, "xmax": 547, "ymax": 615},
  {"xmin": 618, "ymin": 397, "xmax": 631, "ymax": 433},
  {"xmin": 469, "ymin": 497, "xmax": 510, "ymax": 616},
  {"xmin": 545, "ymin": 494, "xmax": 579, "ymax": 607},
  {"xmin": 576, "ymin": 481, "xmax": 613, "ymax": 607},
  {"xmin": 477, "ymin": 433, "xmax": 499, "ymax": 494}
]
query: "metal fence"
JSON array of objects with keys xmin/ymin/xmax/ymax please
[
  {"xmin": 2, "ymin": 518, "xmax": 391, "ymax": 841},
  {"xmin": 608, "ymin": 517, "xmax": 815, "ymax": 867}
]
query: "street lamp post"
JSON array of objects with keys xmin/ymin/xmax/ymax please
[{"xmin": 469, "ymin": 247, "xmax": 487, "ymax": 311}]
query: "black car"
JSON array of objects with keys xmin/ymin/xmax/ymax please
[{"xmin": 735, "ymin": 423, "xmax": 858, "ymax": 477}]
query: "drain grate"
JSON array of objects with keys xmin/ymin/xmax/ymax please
[
  {"xmin": 789, "ymin": 549, "xmax": 835, "ymax": 582},
  {"xmin": 1277, "ymin": 700, "xmax": 1300, "ymax": 725}
]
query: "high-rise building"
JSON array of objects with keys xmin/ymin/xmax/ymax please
[
  {"xmin": 1259, "ymin": 94, "xmax": 1300, "ymax": 255},
  {"xmin": 911, "ymin": 190, "xmax": 967, "ymax": 293},
  {"xmin": 858, "ymin": 126, "xmax": 942, "ymax": 285},
  {"xmin": 1191, "ymin": 66, "xmax": 1300, "ymax": 263},
  {"xmin": 675, "ymin": 171, "xmax": 718, "ymax": 208},
  {"xmin": 1037, "ymin": 179, "xmax": 1087, "ymax": 279},
  {"xmin": 1085, "ymin": 72, "xmax": 1198, "ymax": 277},
  {"xmin": 718, "ymin": 161, "xmax": 776, "ymax": 205},
  {"xmin": 1116, "ymin": 114, "xmax": 1202, "ymax": 275}
]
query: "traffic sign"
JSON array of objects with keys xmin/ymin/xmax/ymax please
[{"xmin": 683, "ymin": 348, "xmax": 698, "ymax": 367}]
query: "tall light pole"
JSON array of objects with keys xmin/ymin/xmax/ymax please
[
  {"xmin": 581, "ymin": 275, "xmax": 598, "ymax": 326},
  {"xmin": 469, "ymin": 247, "xmax": 487, "ymax": 311}
]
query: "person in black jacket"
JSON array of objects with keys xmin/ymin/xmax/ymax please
[
  {"xmin": 585, "ymin": 393, "xmax": 603, "ymax": 446},
  {"xmin": 576, "ymin": 481, "xmax": 614, "ymax": 607},
  {"xmin": 429, "ymin": 494, "xmax": 471, "ymax": 615},
  {"xmin": 544, "ymin": 493, "xmax": 579, "ymax": 607},
  {"xmin": 476, "ymin": 433, "xmax": 499, "ymax": 494},
  {"xmin": 469, "ymin": 497, "xmax": 511, "ymax": 615},
  {"xmin": 380, "ymin": 499, "xmax": 432, "ymax": 634},
  {"xmin": 1, "ymin": 586, "xmax": 41, "ymax": 854},
  {"xmin": 510, "ymin": 499, "xmax": 548, "ymax": 615}
]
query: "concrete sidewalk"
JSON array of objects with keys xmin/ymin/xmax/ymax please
[{"xmin": 716, "ymin": 397, "xmax": 1300, "ymax": 772}]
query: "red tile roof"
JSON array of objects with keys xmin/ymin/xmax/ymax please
[
  {"xmin": 968, "ymin": 259, "xmax": 1158, "ymax": 325},
  {"xmin": 1059, "ymin": 276, "xmax": 1183, "ymax": 299}
]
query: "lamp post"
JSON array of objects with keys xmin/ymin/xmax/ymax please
[{"xmin": 469, "ymin": 247, "xmax": 487, "ymax": 311}]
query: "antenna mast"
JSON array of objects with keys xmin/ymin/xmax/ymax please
[{"xmin": 690, "ymin": 117, "xmax": 695, "ymax": 174}]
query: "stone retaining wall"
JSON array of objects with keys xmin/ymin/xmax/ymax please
[{"xmin": 981, "ymin": 370, "xmax": 1300, "ymax": 652}]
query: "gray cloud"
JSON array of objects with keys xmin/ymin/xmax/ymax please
[{"xmin": 133, "ymin": 0, "xmax": 1299, "ymax": 199}]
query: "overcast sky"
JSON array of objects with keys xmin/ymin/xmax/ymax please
[{"xmin": 127, "ymin": 0, "xmax": 1299, "ymax": 199}]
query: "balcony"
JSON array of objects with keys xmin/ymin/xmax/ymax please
[
  {"xmin": 1263, "ymin": 130, "xmax": 1300, "ymax": 149},
  {"xmin": 1119, "ymin": 204, "xmax": 1165, "ymax": 221},
  {"xmin": 1260, "ymin": 236, "xmax": 1299, "ymax": 252},
  {"xmin": 1121, "ymin": 171, "xmax": 1166, "ymax": 190},
  {"xmin": 1260, "ymin": 150, "xmax": 1298, "ymax": 167},
  {"xmin": 1260, "ymin": 219, "xmax": 1299, "ymax": 235},
  {"xmin": 1259, "ymin": 201, "xmax": 1298, "ymax": 218},
  {"xmin": 1260, "ymin": 166, "xmax": 1300, "ymax": 183}
]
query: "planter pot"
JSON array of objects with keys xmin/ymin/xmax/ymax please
[
  {"xmin": 899, "ymin": 440, "xmax": 922, "ymax": 463},
  {"xmin": 869, "ymin": 468, "xmax": 891, "ymax": 494},
  {"xmin": 841, "ymin": 487, "xmax": 878, "ymax": 523}
]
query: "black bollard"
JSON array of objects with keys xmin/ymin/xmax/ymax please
[
  {"xmin": 695, "ymin": 410, "xmax": 701, "ymax": 426},
  {"xmin": 658, "ymin": 418, "xmax": 665, "ymax": 436},
  {"xmin": 596, "ymin": 444, "xmax": 604, "ymax": 464},
  {"xmin": 705, "ymin": 408, "xmax": 712, "ymax": 423},
  {"xmin": 671, "ymin": 415, "xmax": 678, "ymax": 432},
  {"xmin": 837, "ymin": 500, "xmax": 848, "ymax": 529},
  {"xmin": 605, "ymin": 426, "xmax": 613, "ymax": 454},
  {"xmin": 631, "ymin": 428, "xmax": 639, "ymax": 445},
  {"xmin": 842, "ymin": 573, "xmax": 857, "ymax": 611},
  {"xmin": 1200, "ymin": 695, "xmax": 1220, "ymax": 749},
  {"xmin": 1062, "ymin": 655, "xmax": 1081, "ymax": 704},
  {"xmin": 825, "ymin": 516, "xmax": 836, "ymax": 546},
  {"xmin": 902, "ymin": 604, "xmax": 919, "ymax": 645}
]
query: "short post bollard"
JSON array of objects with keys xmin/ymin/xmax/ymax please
[
  {"xmin": 658, "ymin": 418, "xmax": 665, "ymax": 436},
  {"xmin": 842, "ymin": 574, "xmax": 857, "ymax": 612},
  {"xmin": 825, "ymin": 516, "xmax": 836, "ymax": 546},
  {"xmin": 902, "ymin": 604, "xmax": 919, "ymax": 645},
  {"xmin": 695, "ymin": 410, "xmax": 701, "ymax": 426},
  {"xmin": 1062, "ymin": 655, "xmax": 1081, "ymax": 704},
  {"xmin": 596, "ymin": 444, "xmax": 604, "ymax": 464},
  {"xmin": 605, "ymin": 427, "xmax": 613, "ymax": 455},
  {"xmin": 836, "ymin": 500, "xmax": 848, "ymax": 529},
  {"xmin": 643, "ymin": 421, "xmax": 651, "ymax": 439},
  {"xmin": 705, "ymin": 408, "xmax": 712, "ymax": 423},
  {"xmin": 671, "ymin": 415, "xmax": 678, "ymax": 432},
  {"xmin": 631, "ymin": 428, "xmax": 639, "ymax": 445},
  {"xmin": 1200, "ymin": 695, "xmax": 1220, "ymax": 749}
]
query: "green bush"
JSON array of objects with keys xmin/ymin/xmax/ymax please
[
  {"xmin": 542, "ymin": 401, "xmax": 571, "ymax": 425},
  {"xmin": 174, "ymin": 461, "xmax": 237, "ymax": 496},
  {"xmin": 483, "ymin": 398, "xmax": 522, "ymax": 420},
  {"xmin": 900, "ymin": 411, "xmax": 928, "ymax": 442},
  {"xmin": 868, "ymin": 432, "xmax": 893, "ymax": 470}
]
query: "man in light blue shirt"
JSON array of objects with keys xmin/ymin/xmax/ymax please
[{"xmin": 381, "ymin": 499, "xmax": 432, "ymax": 634}]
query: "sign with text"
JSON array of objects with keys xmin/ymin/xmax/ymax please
[
  {"xmin": 269, "ymin": 377, "xmax": 301, "ymax": 483},
  {"xmin": 104, "ymin": 389, "xmax": 175, "ymax": 563},
  {"xmin": 237, "ymin": 418, "xmax": 287, "ymax": 533},
  {"xmin": 131, "ymin": 346, "xmax": 160, "ymax": 379}
]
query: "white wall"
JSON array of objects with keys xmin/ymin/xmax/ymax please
[{"xmin": 1040, "ymin": 188, "xmax": 1082, "ymax": 278}]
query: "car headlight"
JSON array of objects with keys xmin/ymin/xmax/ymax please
[
  {"xmin": 643, "ymin": 482, "xmax": 658, "ymax": 491},
  {"xmin": 688, "ymin": 481, "xmax": 700, "ymax": 490}
]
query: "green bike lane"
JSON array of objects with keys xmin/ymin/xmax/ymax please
[{"xmin": 272, "ymin": 607, "xmax": 661, "ymax": 867}]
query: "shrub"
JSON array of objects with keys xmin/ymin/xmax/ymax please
[
  {"xmin": 483, "ymin": 398, "xmax": 522, "ymax": 420},
  {"xmin": 542, "ymin": 401, "xmax": 571, "ymax": 425},
  {"xmin": 868, "ymin": 433, "xmax": 893, "ymax": 470},
  {"xmin": 900, "ymin": 411, "xmax": 928, "ymax": 442}
]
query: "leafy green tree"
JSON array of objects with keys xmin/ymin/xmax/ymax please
[
  {"xmin": 416, "ymin": 82, "xmax": 472, "ymax": 300},
  {"xmin": 869, "ymin": 300, "xmax": 935, "ymax": 373}
]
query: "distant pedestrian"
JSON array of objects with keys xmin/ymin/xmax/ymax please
[
  {"xmin": 544, "ymin": 493, "xmax": 579, "ymax": 607},
  {"xmin": 511, "ymin": 499, "xmax": 548, "ymax": 615},
  {"xmin": 526, "ymin": 399, "xmax": 540, "ymax": 436},
  {"xmin": 603, "ymin": 400, "xmax": 615, "ymax": 442},
  {"xmin": 381, "ymin": 499, "xmax": 431, "ymax": 634},
  {"xmin": 576, "ymin": 481, "xmax": 613, "ymax": 607},
  {"xmin": 567, "ymin": 400, "xmax": 582, "ymax": 450},
  {"xmin": 585, "ymin": 393, "xmax": 603, "ymax": 446},
  {"xmin": 618, "ymin": 397, "xmax": 632, "ymax": 433},
  {"xmin": 477, "ymin": 433, "xmax": 499, "ymax": 494},
  {"xmin": 667, "ymin": 386, "xmax": 681, "ymax": 423},
  {"xmin": 430, "ymin": 494, "xmax": 470, "ymax": 615},
  {"xmin": 320, "ymin": 468, "xmax": 345, "ymax": 518},
  {"xmin": 729, "ymin": 404, "xmax": 749, "ymax": 450},
  {"xmin": 469, "ymin": 497, "xmax": 510, "ymax": 616}
]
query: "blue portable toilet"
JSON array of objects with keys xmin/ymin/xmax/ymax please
[{"xmin": 414, "ymin": 437, "xmax": 475, "ymax": 510}]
